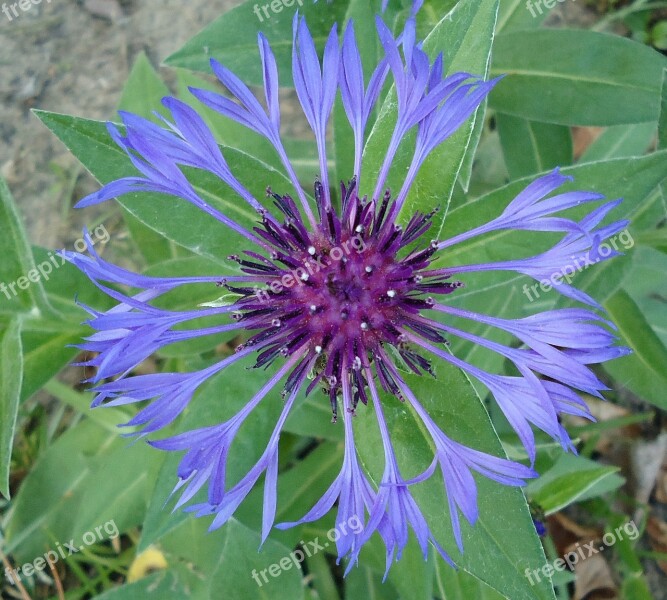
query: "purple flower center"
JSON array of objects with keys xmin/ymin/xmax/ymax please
[{"xmin": 226, "ymin": 179, "xmax": 460, "ymax": 420}]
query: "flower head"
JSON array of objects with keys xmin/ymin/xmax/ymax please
[{"xmin": 66, "ymin": 12, "xmax": 628, "ymax": 573}]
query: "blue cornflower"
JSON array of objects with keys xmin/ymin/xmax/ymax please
[{"xmin": 65, "ymin": 13, "xmax": 629, "ymax": 574}]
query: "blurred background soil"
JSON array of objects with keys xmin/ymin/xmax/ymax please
[{"xmin": 0, "ymin": 0, "xmax": 241, "ymax": 250}]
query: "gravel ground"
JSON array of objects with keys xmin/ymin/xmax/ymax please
[{"xmin": 0, "ymin": 0, "xmax": 240, "ymax": 249}]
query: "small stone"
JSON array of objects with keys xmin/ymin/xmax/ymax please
[{"xmin": 84, "ymin": 0, "xmax": 123, "ymax": 22}]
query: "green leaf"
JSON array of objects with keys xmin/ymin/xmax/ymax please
[
  {"xmin": 434, "ymin": 559, "xmax": 507, "ymax": 600},
  {"xmin": 527, "ymin": 454, "xmax": 624, "ymax": 516},
  {"xmin": 135, "ymin": 448, "xmax": 190, "ymax": 553},
  {"xmin": 457, "ymin": 102, "xmax": 488, "ymax": 193},
  {"xmin": 602, "ymin": 288, "xmax": 667, "ymax": 410},
  {"xmin": 118, "ymin": 51, "xmax": 171, "ymax": 118},
  {"xmin": 621, "ymin": 575, "xmax": 654, "ymax": 600},
  {"xmin": 4, "ymin": 419, "xmax": 157, "ymax": 563},
  {"xmin": 0, "ymin": 318, "xmax": 22, "ymax": 499},
  {"xmin": 92, "ymin": 570, "xmax": 191, "ymax": 600},
  {"xmin": 44, "ymin": 380, "xmax": 132, "ymax": 434},
  {"xmin": 652, "ymin": 21, "xmax": 667, "ymax": 51},
  {"xmin": 19, "ymin": 329, "xmax": 81, "ymax": 402},
  {"xmin": 657, "ymin": 67, "xmax": 667, "ymax": 237},
  {"xmin": 490, "ymin": 30, "xmax": 667, "ymax": 125},
  {"xmin": 283, "ymin": 395, "xmax": 344, "ymax": 442},
  {"xmin": 306, "ymin": 550, "xmax": 341, "ymax": 600},
  {"xmin": 159, "ymin": 518, "xmax": 305, "ymax": 600},
  {"xmin": 660, "ymin": 68, "xmax": 667, "ymax": 149},
  {"xmin": 579, "ymin": 123, "xmax": 657, "ymax": 162},
  {"xmin": 164, "ymin": 0, "xmax": 350, "ymax": 86},
  {"xmin": 627, "ymin": 185, "xmax": 666, "ymax": 233},
  {"xmin": 354, "ymin": 361, "xmax": 555, "ymax": 600},
  {"xmin": 0, "ymin": 177, "xmax": 53, "ymax": 317},
  {"xmin": 497, "ymin": 114, "xmax": 573, "ymax": 178},
  {"xmin": 497, "ymin": 0, "xmax": 549, "ymax": 32},
  {"xmin": 345, "ymin": 565, "xmax": 398, "ymax": 600},
  {"xmin": 622, "ymin": 245, "xmax": 667, "ymax": 346},
  {"xmin": 637, "ymin": 225, "xmax": 667, "ymax": 254},
  {"xmin": 452, "ymin": 126, "xmax": 509, "ymax": 201},
  {"xmin": 387, "ymin": 537, "xmax": 434, "ymax": 600},
  {"xmin": 362, "ymin": 0, "xmax": 499, "ymax": 235},
  {"xmin": 208, "ymin": 519, "xmax": 305, "ymax": 600}
]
